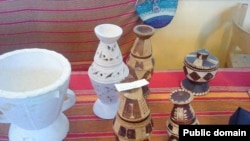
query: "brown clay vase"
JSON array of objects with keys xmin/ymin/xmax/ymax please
[
  {"xmin": 113, "ymin": 75, "xmax": 153, "ymax": 141},
  {"xmin": 166, "ymin": 88, "xmax": 199, "ymax": 141},
  {"xmin": 126, "ymin": 24, "xmax": 155, "ymax": 98}
]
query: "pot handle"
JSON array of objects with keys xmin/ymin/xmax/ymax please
[
  {"xmin": 61, "ymin": 89, "xmax": 76, "ymax": 112},
  {"xmin": 0, "ymin": 112, "xmax": 10, "ymax": 123}
]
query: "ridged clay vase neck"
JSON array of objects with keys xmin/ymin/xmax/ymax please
[{"xmin": 133, "ymin": 24, "xmax": 155, "ymax": 40}]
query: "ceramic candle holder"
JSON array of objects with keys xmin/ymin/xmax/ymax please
[
  {"xmin": 181, "ymin": 49, "xmax": 219, "ymax": 96},
  {"xmin": 0, "ymin": 48, "xmax": 76, "ymax": 141},
  {"xmin": 88, "ymin": 24, "xmax": 129, "ymax": 119}
]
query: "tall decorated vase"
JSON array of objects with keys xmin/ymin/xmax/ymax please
[
  {"xmin": 126, "ymin": 24, "xmax": 155, "ymax": 98},
  {"xmin": 113, "ymin": 75, "xmax": 153, "ymax": 141},
  {"xmin": 88, "ymin": 24, "xmax": 129, "ymax": 119}
]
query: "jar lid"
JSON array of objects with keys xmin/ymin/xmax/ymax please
[
  {"xmin": 170, "ymin": 89, "xmax": 193, "ymax": 104},
  {"xmin": 184, "ymin": 49, "xmax": 219, "ymax": 70}
]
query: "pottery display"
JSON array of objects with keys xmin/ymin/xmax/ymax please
[
  {"xmin": 135, "ymin": 0, "xmax": 178, "ymax": 28},
  {"xmin": 181, "ymin": 48, "xmax": 219, "ymax": 96},
  {"xmin": 166, "ymin": 88, "xmax": 199, "ymax": 141},
  {"xmin": 113, "ymin": 75, "xmax": 153, "ymax": 141},
  {"xmin": 88, "ymin": 24, "xmax": 129, "ymax": 119},
  {"xmin": 126, "ymin": 24, "xmax": 155, "ymax": 98},
  {"xmin": 0, "ymin": 48, "xmax": 76, "ymax": 141}
]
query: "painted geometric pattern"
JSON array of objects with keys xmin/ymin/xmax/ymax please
[{"xmin": 185, "ymin": 67, "xmax": 216, "ymax": 82}]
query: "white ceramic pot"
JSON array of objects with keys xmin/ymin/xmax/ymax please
[{"xmin": 0, "ymin": 48, "xmax": 76, "ymax": 141}]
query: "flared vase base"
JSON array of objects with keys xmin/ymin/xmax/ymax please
[
  {"xmin": 93, "ymin": 98, "xmax": 120, "ymax": 119},
  {"xmin": 181, "ymin": 78, "xmax": 210, "ymax": 96},
  {"xmin": 9, "ymin": 113, "xmax": 69, "ymax": 141}
]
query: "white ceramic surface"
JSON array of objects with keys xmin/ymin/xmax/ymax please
[
  {"xmin": 93, "ymin": 24, "xmax": 124, "ymax": 67},
  {"xmin": 0, "ymin": 48, "xmax": 76, "ymax": 141},
  {"xmin": 89, "ymin": 70, "xmax": 125, "ymax": 119},
  {"xmin": 93, "ymin": 99, "xmax": 120, "ymax": 119},
  {"xmin": 9, "ymin": 113, "xmax": 69, "ymax": 141},
  {"xmin": 90, "ymin": 78, "xmax": 121, "ymax": 119}
]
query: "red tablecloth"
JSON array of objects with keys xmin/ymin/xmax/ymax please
[{"xmin": 0, "ymin": 68, "xmax": 250, "ymax": 141}]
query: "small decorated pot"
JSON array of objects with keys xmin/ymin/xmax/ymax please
[
  {"xmin": 181, "ymin": 49, "xmax": 219, "ymax": 95},
  {"xmin": 166, "ymin": 89, "xmax": 199, "ymax": 140}
]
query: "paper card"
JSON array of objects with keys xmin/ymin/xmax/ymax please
[{"xmin": 115, "ymin": 79, "xmax": 149, "ymax": 92}]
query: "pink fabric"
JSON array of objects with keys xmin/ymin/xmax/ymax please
[{"xmin": 0, "ymin": 0, "xmax": 140, "ymax": 71}]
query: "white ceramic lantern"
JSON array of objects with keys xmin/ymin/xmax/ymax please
[{"xmin": 88, "ymin": 24, "xmax": 129, "ymax": 119}]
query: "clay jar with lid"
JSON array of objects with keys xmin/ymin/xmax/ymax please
[
  {"xmin": 166, "ymin": 88, "xmax": 199, "ymax": 141},
  {"xmin": 126, "ymin": 24, "xmax": 155, "ymax": 98},
  {"xmin": 181, "ymin": 49, "xmax": 219, "ymax": 96},
  {"xmin": 113, "ymin": 75, "xmax": 153, "ymax": 141}
]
